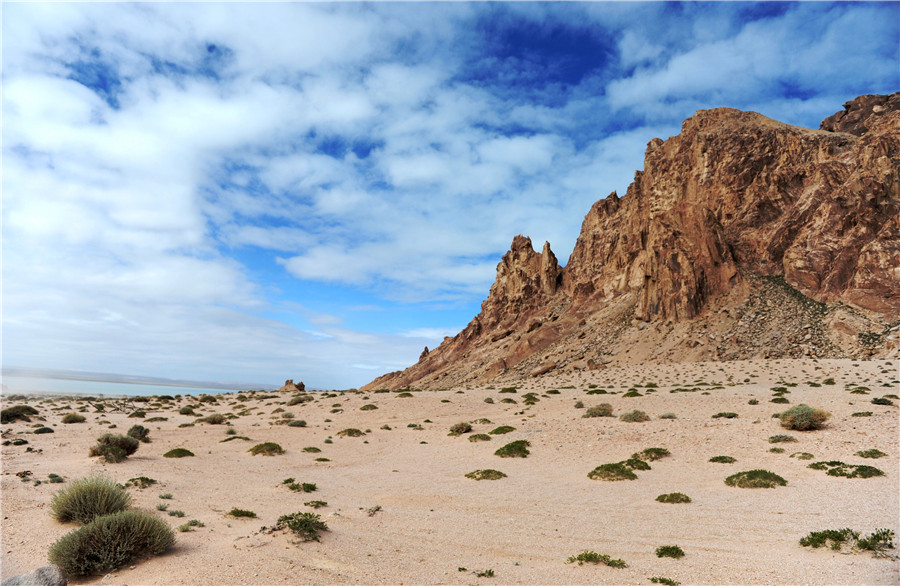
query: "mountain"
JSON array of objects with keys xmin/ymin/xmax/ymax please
[{"xmin": 363, "ymin": 93, "xmax": 900, "ymax": 390}]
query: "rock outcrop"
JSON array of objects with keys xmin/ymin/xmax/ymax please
[
  {"xmin": 363, "ymin": 93, "xmax": 900, "ymax": 390},
  {"xmin": 278, "ymin": 379, "xmax": 305, "ymax": 393}
]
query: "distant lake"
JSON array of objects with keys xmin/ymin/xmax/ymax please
[{"xmin": 1, "ymin": 375, "xmax": 257, "ymax": 398}]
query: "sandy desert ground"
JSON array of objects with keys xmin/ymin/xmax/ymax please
[{"xmin": 2, "ymin": 359, "xmax": 898, "ymax": 585}]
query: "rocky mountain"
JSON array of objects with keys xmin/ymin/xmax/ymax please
[{"xmin": 363, "ymin": 93, "xmax": 900, "ymax": 390}]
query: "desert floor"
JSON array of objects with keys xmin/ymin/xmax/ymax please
[{"xmin": 2, "ymin": 359, "xmax": 898, "ymax": 585}]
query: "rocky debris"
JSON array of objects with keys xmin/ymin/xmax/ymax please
[
  {"xmin": 419, "ymin": 347, "xmax": 429, "ymax": 361},
  {"xmin": 363, "ymin": 93, "xmax": 900, "ymax": 391},
  {"xmin": 278, "ymin": 379, "xmax": 305, "ymax": 393},
  {"xmin": 1, "ymin": 565, "xmax": 66, "ymax": 586}
]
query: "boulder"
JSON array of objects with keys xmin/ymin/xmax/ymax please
[{"xmin": 1, "ymin": 565, "xmax": 66, "ymax": 586}]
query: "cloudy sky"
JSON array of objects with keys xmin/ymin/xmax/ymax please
[{"xmin": 3, "ymin": 2, "xmax": 898, "ymax": 388}]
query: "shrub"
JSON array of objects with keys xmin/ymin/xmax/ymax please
[
  {"xmin": 229, "ymin": 508, "xmax": 256, "ymax": 518},
  {"xmin": 305, "ymin": 500, "xmax": 328, "ymax": 508},
  {"xmin": 623, "ymin": 389, "xmax": 642, "ymax": 397},
  {"xmin": 858, "ymin": 528, "xmax": 895, "ymax": 552},
  {"xmin": 565, "ymin": 551, "xmax": 627, "ymax": 568},
  {"xmin": 851, "ymin": 411, "xmax": 873, "ymax": 417},
  {"xmin": 489, "ymin": 426, "xmax": 516, "ymax": 435},
  {"xmin": 1, "ymin": 405, "xmax": 38, "ymax": 423},
  {"xmin": 655, "ymin": 545, "xmax": 684, "ymax": 559},
  {"xmin": 468, "ymin": 433, "xmax": 492, "ymax": 442},
  {"xmin": 623, "ymin": 458, "xmax": 651, "ymax": 471},
  {"xmin": 128, "ymin": 410, "xmax": 146, "ymax": 418},
  {"xmin": 583, "ymin": 404, "xmax": 613, "ymax": 418},
  {"xmin": 449, "ymin": 422, "xmax": 472, "ymax": 435},
  {"xmin": 724, "ymin": 469, "xmax": 787, "ymax": 488},
  {"xmin": 48, "ymin": 510, "xmax": 175, "ymax": 577},
  {"xmin": 871, "ymin": 397, "xmax": 894, "ymax": 406},
  {"xmin": 465, "ymin": 469, "xmax": 507, "ymax": 481},
  {"xmin": 288, "ymin": 420, "xmax": 307, "ymax": 428},
  {"xmin": 61, "ymin": 413, "xmax": 86, "ymax": 424},
  {"xmin": 659, "ymin": 413, "xmax": 677, "ymax": 420},
  {"xmin": 855, "ymin": 449, "xmax": 887, "ymax": 459},
  {"xmin": 249, "ymin": 442, "xmax": 284, "ymax": 456},
  {"xmin": 163, "ymin": 448, "xmax": 194, "ymax": 458},
  {"xmin": 634, "ymin": 447, "xmax": 670, "ymax": 461},
  {"xmin": 302, "ymin": 446, "xmax": 322, "ymax": 453},
  {"xmin": 768, "ymin": 434, "xmax": 797, "ymax": 443},
  {"xmin": 712, "ymin": 412, "xmax": 738, "ymax": 419},
  {"xmin": 336, "ymin": 428, "xmax": 364, "ymax": 437},
  {"xmin": 168, "ymin": 510, "xmax": 185, "ymax": 518},
  {"xmin": 34, "ymin": 426, "xmax": 55, "ymax": 434},
  {"xmin": 127, "ymin": 425, "xmax": 151, "ymax": 443},
  {"xmin": 656, "ymin": 493, "xmax": 691, "ymax": 504},
  {"xmin": 50, "ymin": 475, "xmax": 132, "ymax": 524},
  {"xmin": 277, "ymin": 512, "xmax": 328, "ymax": 542},
  {"xmin": 179, "ymin": 406, "xmax": 195, "ymax": 415},
  {"xmin": 770, "ymin": 397, "xmax": 790, "ymax": 404},
  {"xmin": 619, "ymin": 410, "xmax": 650, "ymax": 422},
  {"xmin": 588, "ymin": 463, "xmax": 637, "ymax": 481},
  {"xmin": 125, "ymin": 477, "xmax": 157, "ymax": 489},
  {"xmin": 779, "ymin": 404, "xmax": 830, "ymax": 431},
  {"xmin": 494, "ymin": 440, "xmax": 530, "ymax": 458},
  {"xmin": 197, "ymin": 413, "xmax": 226, "ymax": 424},
  {"xmin": 89, "ymin": 434, "xmax": 139, "ymax": 463},
  {"xmin": 650, "ymin": 578, "xmax": 680, "ymax": 586},
  {"xmin": 808, "ymin": 461, "xmax": 884, "ymax": 478}
]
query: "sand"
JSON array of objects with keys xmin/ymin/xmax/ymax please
[{"xmin": 2, "ymin": 359, "xmax": 898, "ymax": 585}]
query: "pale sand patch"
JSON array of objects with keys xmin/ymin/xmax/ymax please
[{"xmin": 2, "ymin": 359, "xmax": 898, "ymax": 585}]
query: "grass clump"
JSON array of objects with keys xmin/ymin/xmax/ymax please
[
  {"xmin": 851, "ymin": 411, "xmax": 873, "ymax": 417},
  {"xmin": 468, "ymin": 433, "xmax": 492, "ymax": 442},
  {"xmin": 229, "ymin": 508, "xmax": 257, "ymax": 518},
  {"xmin": 249, "ymin": 442, "xmax": 284, "ymax": 456},
  {"xmin": 790, "ymin": 452, "xmax": 815, "ymax": 460},
  {"xmin": 449, "ymin": 422, "xmax": 472, "ymax": 435},
  {"xmin": 488, "ymin": 425, "xmax": 516, "ymax": 435},
  {"xmin": 89, "ymin": 434, "xmax": 139, "ymax": 463},
  {"xmin": 1, "ymin": 405, "xmax": 39, "ymax": 423},
  {"xmin": 565, "ymin": 550, "xmax": 627, "ymax": 568},
  {"xmin": 724, "ymin": 469, "xmax": 787, "ymax": 488},
  {"xmin": 778, "ymin": 404, "xmax": 830, "ymax": 431},
  {"xmin": 163, "ymin": 448, "xmax": 195, "ymax": 458},
  {"xmin": 302, "ymin": 446, "xmax": 322, "ymax": 453},
  {"xmin": 634, "ymin": 447, "xmax": 670, "ymax": 461},
  {"xmin": 650, "ymin": 578, "xmax": 680, "ymax": 586},
  {"xmin": 61, "ymin": 413, "xmax": 86, "ymax": 424},
  {"xmin": 336, "ymin": 428, "xmax": 365, "ymax": 437},
  {"xmin": 588, "ymin": 463, "xmax": 637, "ymax": 481},
  {"xmin": 34, "ymin": 426, "xmax": 55, "ymax": 434},
  {"xmin": 656, "ymin": 493, "xmax": 691, "ymax": 504},
  {"xmin": 197, "ymin": 413, "xmax": 226, "ymax": 424},
  {"xmin": 494, "ymin": 440, "xmax": 530, "ymax": 458},
  {"xmin": 801, "ymin": 528, "xmax": 894, "ymax": 553},
  {"xmin": 288, "ymin": 420, "xmax": 307, "ymax": 427},
  {"xmin": 583, "ymin": 403, "xmax": 614, "ymax": 418},
  {"xmin": 619, "ymin": 410, "xmax": 650, "ymax": 423},
  {"xmin": 48, "ymin": 510, "xmax": 175, "ymax": 577},
  {"xmin": 768, "ymin": 434, "xmax": 797, "ymax": 443},
  {"xmin": 655, "ymin": 545, "xmax": 684, "ymax": 559},
  {"xmin": 127, "ymin": 424, "xmax": 151, "ymax": 443},
  {"xmin": 465, "ymin": 469, "xmax": 507, "ymax": 481},
  {"xmin": 50, "ymin": 475, "xmax": 132, "ymax": 524},
  {"xmin": 808, "ymin": 461, "xmax": 885, "ymax": 478},
  {"xmin": 855, "ymin": 449, "xmax": 887, "ymax": 459},
  {"xmin": 277, "ymin": 512, "xmax": 328, "ymax": 542},
  {"xmin": 709, "ymin": 455, "xmax": 736, "ymax": 463},
  {"xmin": 712, "ymin": 412, "xmax": 738, "ymax": 419},
  {"xmin": 124, "ymin": 477, "xmax": 157, "ymax": 489},
  {"xmin": 871, "ymin": 397, "xmax": 894, "ymax": 406}
]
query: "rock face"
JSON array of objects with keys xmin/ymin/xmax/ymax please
[
  {"xmin": 363, "ymin": 93, "xmax": 900, "ymax": 390},
  {"xmin": 278, "ymin": 379, "xmax": 305, "ymax": 393}
]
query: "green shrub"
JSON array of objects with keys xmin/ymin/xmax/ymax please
[
  {"xmin": 125, "ymin": 477, "xmax": 157, "ymax": 489},
  {"xmin": 489, "ymin": 426, "xmax": 516, "ymax": 435},
  {"xmin": 583, "ymin": 404, "xmax": 614, "ymax": 418},
  {"xmin": 360, "ymin": 404, "xmax": 378, "ymax": 411},
  {"xmin": 288, "ymin": 420, "xmax": 307, "ymax": 428},
  {"xmin": 465, "ymin": 469, "xmax": 507, "ymax": 481},
  {"xmin": 179, "ymin": 406, "xmax": 195, "ymax": 415},
  {"xmin": 277, "ymin": 512, "xmax": 328, "ymax": 542},
  {"xmin": 808, "ymin": 461, "xmax": 884, "ymax": 478},
  {"xmin": 622, "ymin": 389, "xmax": 642, "ymax": 397},
  {"xmin": 305, "ymin": 500, "xmax": 328, "ymax": 508},
  {"xmin": 858, "ymin": 528, "xmax": 895, "ymax": 551},
  {"xmin": 468, "ymin": 433, "xmax": 492, "ymax": 442},
  {"xmin": 89, "ymin": 434, "xmax": 139, "ymax": 463},
  {"xmin": 565, "ymin": 550, "xmax": 626, "ymax": 567},
  {"xmin": 302, "ymin": 446, "xmax": 322, "ymax": 453},
  {"xmin": 800, "ymin": 528, "xmax": 895, "ymax": 553},
  {"xmin": 659, "ymin": 413, "xmax": 677, "ymax": 420},
  {"xmin": 494, "ymin": 440, "xmax": 530, "ymax": 458},
  {"xmin": 851, "ymin": 411, "xmax": 873, "ymax": 417},
  {"xmin": 790, "ymin": 452, "xmax": 815, "ymax": 460},
  {"xmin": 127, "ymin": 425, "xmax": 151, "ymax": 443},
  {"xmin": 871, "ymin": 397, "xmax": 894, "ymax": 406},
  {"xmin": 768, "ymin": 434, "xmax": 797, "ymax": 443},
  {"xmin": 249, "ymin": 442, "xmax": 284, "ymax": 456},
  {"xmin": 650, "ymin": 578, "xmax": 680, "ymax": 586},
  {"xmin": 34, "ymin": 426, "xmax": 55, "ymax": 434},
  {"xmin": 656, "ymin": 493, "xmax": 691, "ymax": 504},
  {"xmin": 449, "ymin": 422, "xmax": 472, "ymax": 435},
  {"xmin": 198, "ymin": 413, "xmax": 226, "ymax": 424},
  {"xmin": 855, "ymin": 449, "xmax": 887, "ymax": 459},
  {"xmin": 634, "ymin": 447, "xmax": 670, "ymax": 461},
  {"xmin": 770, "ymin": 397, "xmax": 790, "ymax": 404},
  {"xmin": 229, "ymin": 508, "xmax": 256, "ymax": 518},
  {"xmin": 655, "ymin": 545, "xmax": 684, "ymax": 559},
  {"xmin": 168, "ymin": 510, "xmax": 185, "ymax": 518},
  {"xmin": 619, "ymin": 410, "xmax": 650, "ymax": 422},
  {"xmin": 128, "ymin": 410, "xmax": 146, "ymax": 418},
  {"xmin": 1, "ymin": 405, "xmax": 39, "ymax": 423},
  {"xmin": 712, "ymin": 412, "xmax": 738, "ymax": 419},
  {"xmin": 623, "ymin": 458, "xmax": 651, "ymax": 471},
  {"xmin": 50, "ymin": 475, "xmax": 132, "ymax": 524},
  {"xmin": 588, "ymin": 463, "xmax": 637, "ymax": 481},
  {"xmin": 61, "ymin": 413, "xmax": 86, "ymax": 424},
  {"xmin": 336, "ymin": 428, "xmax": 364, "ymax": 437},
  {"xmin": 48, "ymin": 510, "xmax": 175, "ymax": 577},
  {"xmin": 724, "ymin": 469, "xmax": 787, "ymax": 488},
  {"xmin": 779, "ymin": 404, "xmax": 830, "ymax": 431}
]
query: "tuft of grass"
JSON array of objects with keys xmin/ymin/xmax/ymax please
[
  {"xmin": 808, "ymin": 461, "xmax": 885, "ymax": 478},
  {"xmin": 634, "ymin": 447, "xmax": 670, "ymax": 461},
  {"xmin": 336, "ymin": 428, "xmax": 365, "ymax": 437},
  {"xmin": 47, "ymin": 510, "xmax": 175, "ymax": 577},
  {"xmin": 583, "ymin": 404, "xmax": 614, "ymax": 418},
  {"xmin": 277, "ymin": 511, "xmax": 328, "ymax": 542},
  {"xmin": 778, "ymin": 404, "xmax": 830, "ymax": 431},
  {"xmin": 468, "ymin": 433, "xmax": 492, "ymax": 442},
  {"xmin": 288, "ymin": 420, "xmax": 307, "ymax": 428},
  {"xmin": 494, "ymin": 440, "xmax": 530, "ymax": 458},
  {"xmin": 465, "ymin": 469, "xmax": 507, "ymax": 481},
  {"xmin": 855, "ymin": 449, "xmax": 887, "ymax": 459},
  {"xmin": 709, "ymin": 455, "xmax": 736, "ymax": 463},
  {"xmin": 360, "ymin": 404, "xmax": 378, "ymax": 411},
  {"xmin": 229, "ymin": 508, "xmax": 256, "ymax": 518},
  {"xmin": 163, "ymin": 448, "xmax": 195, "ymax": 458},
  {"xmin": 302, "ymin": 446, "xmax": 322, "ymax": 453},
  {"xmin": 61, "ymin": 413, "xmax": 86, "ymax": 424},
  {"xmin": 851, "ymin": 411, "xmax": 873, "ymax": 417},
  {"xmin": 790, "ymin": 452, "xmax": 815, "ymax": 460},
  {"xmin": 248, "ymin": 442, "xmax": 284, "ymax": 456},
  {"xmin": 623, "ymin": 458, "xmax": 651, "ymax": 471},
  {"xmin": 197, "ymin": 413, "xmax": 226, "ymax": 424},
  {"xmin": 50, "ymin": 475, "xmax": 132, "ymax": 524},
  {"xmin": 304, "ymin": 500, "xmax": 328, "ymax": 509},
  {"xmin": 801, "ymin": 528, "xmax": 894, "ymax": 553},
  {"xmin": 448, "ymin": 422, "xmax": 472, "ymax": 435},
  {"xmin": 588, "ymin": 462, "xmax": 637, "ymax": 481},
  {"xmin": 655, "ymin": 545, "xmax": 684, "ymax": 559},
  {"xmin": 658, "ymin": 413, "xmax": 677, "ymax": 420},
  {"xmin": 619, "ymin": 410, "xmax": 650, "ymax": 423},
  {"xmin": 725, "ymin": 469, "xmax": 787, "ymax": 488},
  {"xmin": 650, "ymin": 578, "xmax": 681, "ymax": 586},
  {"xmin": 488, "ymin": 425, "xmax": 516, "ymax": 435},
  {"xmin": 712, "ymin": 412, "xmax": 738, "ymax": 419},
  {"xmin": 167, "ymin": 510, "xmax": 185, "ymax": 518},
  {"xmin": 565, "ymin": 550, "xmax": 627, "ymax": 568},
  {"xmin": 656, "ymin": 493, "xmax": 691, "ymax": 504},
  {"xmin": 124, "ymin": 477, "xmax": 157, "ymax": 489},
  {"xmin": 871, "ymin": 397, "xmax": 894, "ymax": 406},
  {"xmin": 768, "ymin": 434, "xmax": 797, "ymax": 443}
]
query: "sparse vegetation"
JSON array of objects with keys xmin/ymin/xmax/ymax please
[
  {"xmin": 465, "ymin": 469, "xmax": 507, "ymax": 481},
  {"xmin": 248, "ymin": 442, "xmax": 284, "ymax": 456},
  {"xmin": 127, "ymin": 424, "xmax": 151, "ymax": 443},
  {"xmin": 50, "ymin": 475, "xmax": 132, "ymax": 524},
  {"xmin": 1, "ymin": 405, "xmax": 39, "ymax": 423},
  {"xmin": 163, "ymin": 448, "xmax": 195, "ymax": 458},
  {"xmin": 277, "ymin": 512, "xmax": 328, "ymax": 542},
  {"xmin": 709, "ymin": 455, "xmax": 736, "ymax": 463},
  {"xmin": 634, "ymin": 447, "xmax": 670, "ymax": 461},
  {"xmin": 588, "ymin": 462, "xmax": 637, "ymax": 481},
  {"xmin": 712, "ymin": 412, "xmax": 738, "ymax": 419},
  {"xmin": 808, "ymin": 461, "xmax": 884, "ymax": 478},
  {"xmin": 768, "ymin": 434, "xmax": 797, "ymax": 443},
  {"xmin": 855, "ymin": 449, "xmax": 887, "ymax": 459},
  {"xmin": 655, "ymin": 545, "xmax": 684, "ymax": 559},
  {"xmin": 565, "ymin": 551, "xmax": 627, "ymax": 568},
  {"xmin": 583, "ymin": 403, "xmax": 614, "ymax": 418},
  {"xmin": 89, "ymin": 434, "xmax": 140, "ymax": 463},
  {"xmin": 725, "ymin": 469, "xmax": 787, "ymax": 488},
  {"xmin": 336, "ymin": 428, "xmax": 365, "ymax": 437},
  {"xmin": 800, "ymin": 528, "xmax": 894, "ymax": 554},
  {"xmin": 778, "ymin": 404, "xmax": 830, "ymax": 431},
  {"xmin": 656, "ymin": 493, "xmax": 691, "ymax": 504},
  {"xmin": 468, "ymin": 433, "xmax": 492, "ymax": 442},
  {"xmin": 489, "ymin": 426, "xmax": 516, "ymax": 435},
  {"xmin": 449, "ymin": 422, "xmax": 472, "ymax": 435},
  {"xmin": 229, "ymin": 508, "xmax": 257, "ymax": 518},
  {"xmin": 61, "ymin": 413, "xmax": 86, "ymax": 424},
  {"xmin": 494, "ymin": 440, "xmax": 530, "ymax": 458},
  {"xmin": 619, "ymin": 410, "xmax": 650, "ymax": 422}
]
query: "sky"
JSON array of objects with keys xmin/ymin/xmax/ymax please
[{"xmin": 2, "ymin": 2, "xmax": 898, "ymax": 389}]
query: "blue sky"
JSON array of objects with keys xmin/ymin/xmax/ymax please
[{"xmin": 3, "ymin": 2, "xmax": 898, "ymax": 388}]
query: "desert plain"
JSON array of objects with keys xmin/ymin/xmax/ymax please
[{"xmin": 1, "ymin": 358, "xmax": 898, "ymax": 585}]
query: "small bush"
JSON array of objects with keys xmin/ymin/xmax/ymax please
[
  {"xmin": 800, "ymin": 528, "xmax": 858, "ymax": 550},
  {"xmin": 656, "ymin": 493, "xmax": 691, "ymax": 504},
  {"xmin": 468, "ymin": 433, "xmax": 492, "ymax": 442},
  {"xmin": 198, "ymin": 413, "xmax": 226, "ymax": 424},
  {"xmin": 277, "ymin": 511, "xmax": 328, "ymax": 542},
  {"xmin": 1, "ymin": 405, "xmax": 38, "ymax": 423},
  {"xmin": 623, "ymin": 458, "xmax": 651, "ymax": 471},
  {"xmin": 465, "ymin": 469, "xmax": 507, "ymax": 480},
  {"xmin": 634, "ymin": 447, "xmax": 670, "ymax": 461},
  {"xmin": 125, "ymin": 477, "xmax": 157, "ymax": 489},
  {"xmin": 179, "ymin": 406, "xmax": 196, "ymax": 415},
  {"xmin": 871, "ymin": 397, "xmax": 894, "ymax": 406},
  {"xmin": 336, "ymin": 428, "xmax": 365, "ymax": 437},
  {"xmin": 588, "ymin": 463, "xmax": 637, "ymax": 481},
  {"xmin": 127, "ymin": 425, "xmax": 151, "ymax": 443},
  {"xmin": 89, "ymin": 434, "xmax": 139, "ymax": 463},
  {"xmin": 770, "ymin": 397, "xmax": 790, "ymax": 404},
  {"xmin": 659, "ymin": 413, "xmax": 677, "ymax": 420},
  {"xmin": 34, "ymin": 426, "xmax": 55, "ymax": 434},
  {"xmin": 168, "ymin": 510, "xmax": 185, "ymax": 518},
  {"xmin": 650, "ymin": 578, "xmax": 680, "ymax": 586},
  {"xmin": 808, "ymin": 461, "xmax": 885, "ymax": 478},
  {"xmin": 302, "ymin": 446, "xmax": 322, "ymax": 453},
  {"xmin": 565, "ymin": 550, "xmax": 626, "ymax": 568},
  {"xmin": 655, "ymin": 545, "xmax": 684, "ymax": 559},
  {"xmin": 494, "ymin": 440, "xmax": 530, "ymax": 458},
  {"xmin": 288, "ymin": 420, "xmax": 307, "ymax": 428},
  {"xmin": 619, "ymin": 410, "xmax": 650, "ymax": 422},
  {"xmin": 229, "ymin": 508, "xmax": 257, "ymax": 518},
  {"xmin": 724, "ymin": 469, "xmax": 787, "ymax": 488},
  {"xmin": 249, "ymin": 442, "xmax": 284, "ymax": 456},
  {"xmin": 768, "ymin": 434, "xmax": 797, "ymax": 443},
  {"xmin": 360, "ymin": 404, "xmax": 378, "ymax": 411},
  {"xmin": 851, "ymin": 411, "xmax": 873, "ymax": 417},
  {"xmin": 163, "ymin": 448, "xmax": 195, "ymax": 458},
  {"xmin": 489, "ymin": 426, "xmax": 516, "ymax": 435},
  {"xmin": 712, "ymin": 412, "xmax": 738, "ymax": 419},
  {"xmin": 790, "ymin": 452, "xmax": 815, "ymax": 460},
  {"xmin": 855, "ymin": 449, "xmax": 887, "ymax": 459},
  {"xmin": 48, "ymin": 510, "xmax": 175, "ymax": 577},
  {"xmin": 449, "ymin": 422, "xmax": 472, "ymax": 435},
  {"xmin": 61, "ymin": 413, "xmax": 86, "ymax": 424},
  {"xmin": 50, "ymin": 475, "xmax": 132, "ymax": 524},
  {"xmin": 779, "ymin": 404, "xmax": 830, "ymax": 431},
  {"xmin": 128, "ymin": 410, "xmax": 146, "ymax": 418},
  {"xmin": 583, "ymin": 403, "xmax": 614, "ymax": 418}
]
